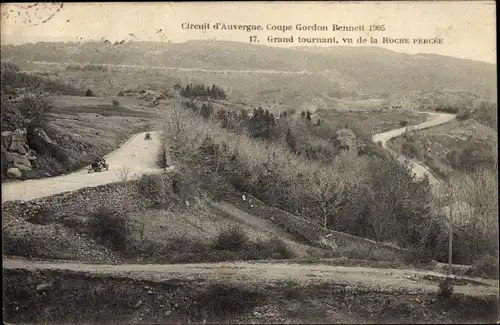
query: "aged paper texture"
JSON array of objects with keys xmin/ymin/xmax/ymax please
[{"xmin": 2, "ymin": 2, "xmax": 498, "ymax": 324}]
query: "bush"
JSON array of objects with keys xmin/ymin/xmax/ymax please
[
  {"xmin": 2, "ymin": 93, "xmax": 54, "ymax": 132},
  {"xmin": 18, "ymin": 94, "xmax": 54, "ymax": 129},
  {"xmin": 88, "ymin": 208, "xmax": 128, "ymax": 251},
  {"xmin": 213, "ymin": 227, "xmax": 248, "ymax": 251},
  {"xmin": 436, "ymin": 106, "xmax": 459, "ymax": 114},
  {"xmin": 246, "ymin": 107, "xmax": 278, "ymax": 140},
  {"xmin": 256, "ymin": 237, "xmax": 296, "ymax": 259},
  {"xmin": 112, "ymin": 99, "xmax": 120, "ymax": 107},
  {"xmin": 457, "ymin": 110, "xmax": 472, "ymax": 120},
  {"xmin": 136, "ymin": 173, "xmax": 168, "ymax": 207},
  {"xmin": 437, "ymin": 277, "xmax": 454, "ymax": 299}
]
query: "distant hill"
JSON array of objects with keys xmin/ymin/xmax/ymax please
[{"xmin": 1, "ymin": 40, "xmax": 496, "ymax": 105}]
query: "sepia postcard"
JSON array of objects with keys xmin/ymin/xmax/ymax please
[{"xmin": 1, "ymin": 1, "xmax": 498, "ymax": 324}]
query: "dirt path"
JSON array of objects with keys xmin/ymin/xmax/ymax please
[
  {"xmin": 1, "ymin": 131, "xmax": 173, "ymax": 202},
  {"xmin": 372, "ymin": 112, "xmax": 456, "ymax": 188},
  {"xmin": 4, "ymin": 257, "xmax": 497, "ymax": 297}
]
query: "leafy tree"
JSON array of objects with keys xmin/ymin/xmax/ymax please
[{"xmin": 248, "ymin": 108, "xmax": 277, "ymax": 140}]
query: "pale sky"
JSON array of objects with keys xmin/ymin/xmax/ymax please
[{"xmin": 1, "ymin": 1, "xmax": 496, "ymax": 64}]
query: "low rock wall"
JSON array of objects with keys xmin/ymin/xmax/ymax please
[
  {"xmin": 227, "ymin": 192, "xmax": 408, "ymax": 258},
  {"xmin": 2, "ymin": 174, "xmax": 174, "ymax": 224}
]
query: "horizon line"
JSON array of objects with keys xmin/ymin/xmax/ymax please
[{"xmin": 0, "ymin": 38, "xmax": 496, "ymax": 65}]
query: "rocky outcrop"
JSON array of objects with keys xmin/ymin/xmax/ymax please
[
  {"xmin": 1, "ymin": 129, "xmax": 37, "ymax": 178},
  {"xmin": 6, "ymin": 167, "xmax": 22, "ymax": 178}
]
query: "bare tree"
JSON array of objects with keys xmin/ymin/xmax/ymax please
[{"xmin": 308, "ymin": 167, "xmax": 347, "ymax": 229}]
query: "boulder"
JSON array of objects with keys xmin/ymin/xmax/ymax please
[
  {"xmin": 8, "ymin": 128, "xmax": 29, "ymax": 155},
  {"xmin": 15, "ymin": 163, "xmax": 32, "ymax": 171},
  {"xmin": 7, "ymin": 152, "xmax": 33, "ymax": 169},
  {"xmin": 9, "ymin": 140, "xmax": 27, "ymax": 155},
  {"xmin": 32, "ymin": 127, "xmax": 54, "ymax": 145},
  {"xmin": 1, "ymin": 131, "xmax": 13, "ymax": 148},
  {"xmin": 7, "ymin": 167, "xmax": 22, "ymax": 179}
]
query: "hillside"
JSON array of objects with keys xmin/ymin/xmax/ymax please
[{"xmin": 1, "ymin": 40, "xmax": 496, "ymax": 103}]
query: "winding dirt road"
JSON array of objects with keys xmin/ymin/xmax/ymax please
[
  {"xmin": 3, "ymin": 257, "xmax": 497, "ymax": 297},
  {"xmin": 372, "ymin": 112, "xmax": 456, "ymax": 188},
  {"xmin": 1, "ymin": 131, "xmax": 173, "ymax": 203}
]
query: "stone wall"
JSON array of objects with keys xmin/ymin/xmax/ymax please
[
  {"xmin": 227, "ymin": 191, "xmax": 408, "ymax": 258},
  {"xmin": 2, "ymin": 173, "xmax": 174, "ymax": 225}
]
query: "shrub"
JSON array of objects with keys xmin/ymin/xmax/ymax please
[
  {"xmin": 457, "ymin": 110, "xmax": 472, "ymax": 120},
  {"xmin": 213, "ymin": 226, "xmax": 248, "ymax": 251},
  {"xmin": 88, "ymin": 208, "xmax": 128, "ymax": 251},
  {"xmin": 256, "ymin": 237, "xmax": 296, "ymax": 259},
  {"xmin": 436, "ymin": 106, "xmax": 459, "ymax": 114},
  {"xmin": 18, "ymin": 94, "xmax": 53, "ymax": 129},
  {"xmin": 437, "ymin": 277, "xmax": 454, "ymax": 299},
  {"xmin": 136, "ymin": 173, "xmax": 168, "ymax": 207},
  {"xmin": 1, "ymin": 94, "xmax": 25, "ymax": 131},
  {"xmin": 111, "ymin": 99, "xmax": 120, "ymax": 107},
  {"xmin": 246, "ymin": 107, "xmax": 278, "ymax": 140}
]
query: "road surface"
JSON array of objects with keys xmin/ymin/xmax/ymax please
[
  {"xmin": 3, "ymin": 257, "xmax": 497, "ymax": 297},
  {"xmin": 372, "ymin": 112, "xmax": 456, "ymax": 188},
  {"xmin": 1, "ymin": 131, "xmax": 173, "ymax": 203}
]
